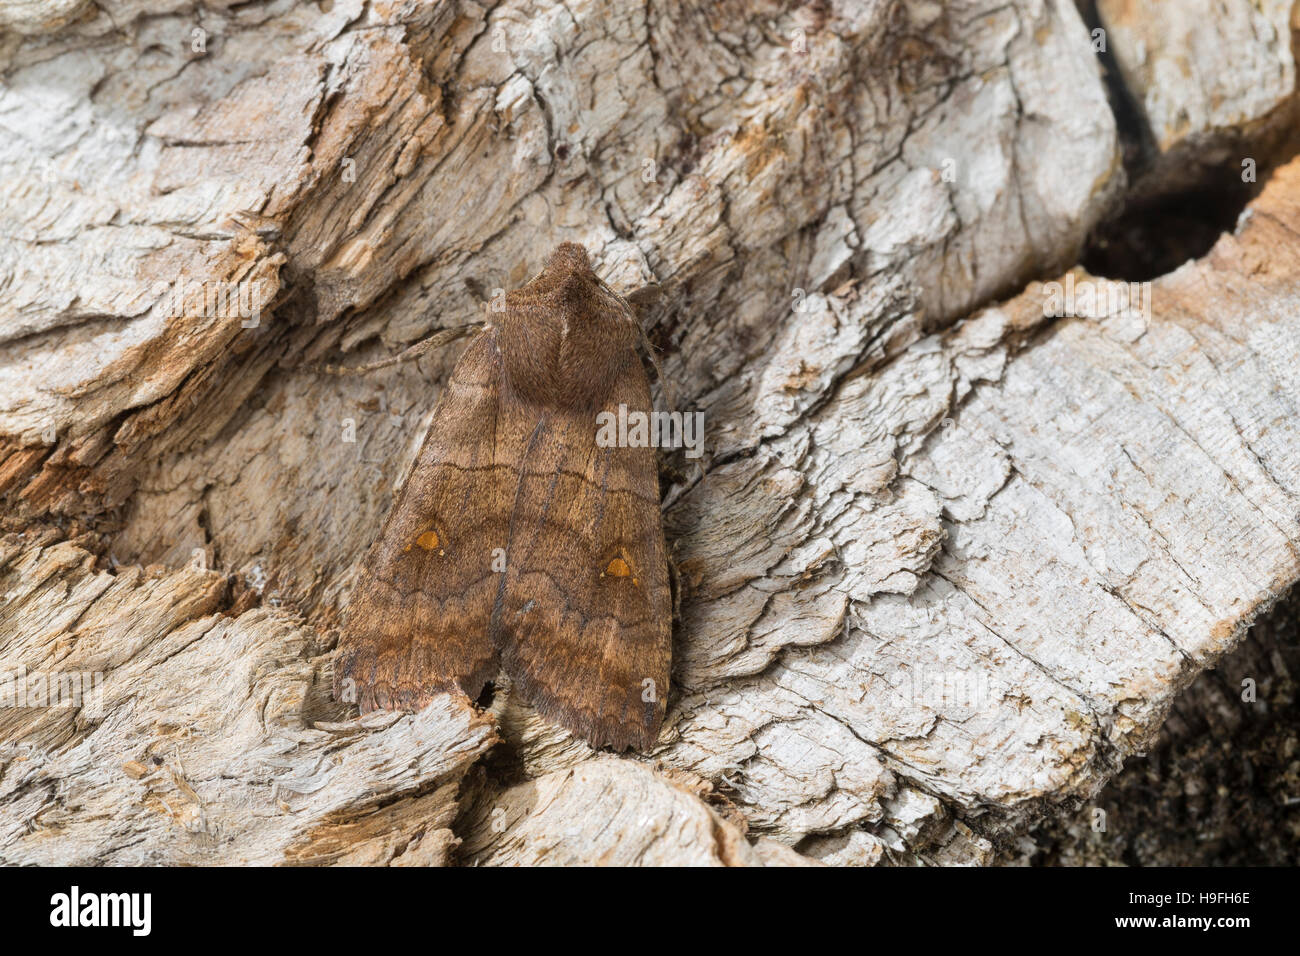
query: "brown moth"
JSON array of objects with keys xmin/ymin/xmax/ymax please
[{"xmin": 333, "ymin": 242, "xmax": 671, "ymax": 752}]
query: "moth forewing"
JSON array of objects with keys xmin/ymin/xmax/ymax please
[{"xmin": 335, "ymin": 242, "xmax": 673, "ymax": 751}]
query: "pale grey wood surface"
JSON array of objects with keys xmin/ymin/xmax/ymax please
[{"xmin": 1, "ymin": 0, "xmax": 1297, "ymax": 865}]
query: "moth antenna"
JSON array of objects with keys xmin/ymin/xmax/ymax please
[
  {"xmin": 597, "ymin": 277, "xmax": 679, "ymax": 414},
  {"xmin": 598, "ymin": 277, "xmax": 707, "ymax": 481},
  {"xmin": 639, "ymin": 329, "xmax": 679, "ymax": 415},
  {"xmin": 320, "ymin": 323, "xmax": 483, "ymax": 376}
]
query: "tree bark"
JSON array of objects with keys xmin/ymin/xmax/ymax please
[{"xmin": 1, "ymin": 0, "xmax": 1298, "ymax": 865}]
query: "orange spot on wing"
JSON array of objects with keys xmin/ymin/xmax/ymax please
[
  {"xmin": 416, "ymin": 530, "xmax": 441, "ymax": 551},
  {"xmin": 605, "ymin": 557, "xmax": 632, "ymax": 577}
]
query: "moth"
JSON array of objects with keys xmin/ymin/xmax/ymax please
[{"xmin": 333, "ymin": 243, "xmax": 672, "ymax": 751}]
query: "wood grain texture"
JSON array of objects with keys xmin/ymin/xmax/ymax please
[
  {"xmin": 1, "ymin": 0, "xmax": 1298, "ymax": 865},
  {"xmin": 1095, "ymin": 0, "xmax": 1300, "ymax": 196}
]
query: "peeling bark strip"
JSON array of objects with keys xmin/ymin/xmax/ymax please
[
  {"xmin": 0, "ymin": 0, "xmax": 1298, "ymax": 865},
  {"xmin": 335, "ymin": 243, "xmax": 672, "ymax": 752}
]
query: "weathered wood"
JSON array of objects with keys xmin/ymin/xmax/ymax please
[
  {"xmin": 1092, "ymin": 0, "xmax": 1300, "ymax": 195},
  {"xmin": 1, "ymin": 0, "xmax": 1297, "ymax": 864},
  {"xmin": 458, "ymin": 757, "xmax": 816, "ymax": 866},
  {"xmin": 0, "ymin": 533, "xmax": 498, "ymax": 864}
]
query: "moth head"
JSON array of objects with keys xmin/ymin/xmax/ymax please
[{"xmin": 546, "ymin": 242, "xmax": 593, "ymax": 278}]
